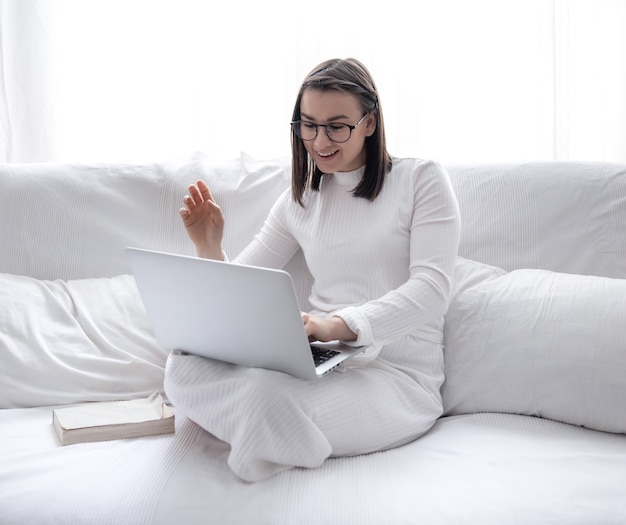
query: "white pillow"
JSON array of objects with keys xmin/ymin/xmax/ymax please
[
  {"xmin": 442, "ymin": 267, "xmax": 626, "ymax": 434},
  {"xmin": 0, "ymin": 273, "xmax": 169, "ymax": 408},
  {"xmin": 451, "ymin": 256, "xmax": 508, "ymax": 296}
]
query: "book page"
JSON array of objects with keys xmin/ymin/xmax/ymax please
[{"xmin": 54, "ymin": 393, "xmax": 166, "ymax": 430}]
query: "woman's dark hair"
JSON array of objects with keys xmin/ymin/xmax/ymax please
[{"xmin": 290, "ymin": 58, "xmax": 392, "ymax": 206}]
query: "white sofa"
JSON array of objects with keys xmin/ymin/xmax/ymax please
[{"xmin": 1, "ymin": 153, "xmax": 626, "ymax": 524}]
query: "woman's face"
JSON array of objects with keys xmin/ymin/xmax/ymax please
[{"xmin": 299, "ymin": 88, "xmax": 376, "ymax": 173}]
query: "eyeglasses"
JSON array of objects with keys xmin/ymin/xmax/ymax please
[{"xmin": 291, "ymin": 113, "xmax": 369, "ymax": 143}]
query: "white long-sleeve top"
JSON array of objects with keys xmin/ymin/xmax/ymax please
[{"xmin": 235, "ymin": 158, "xmax": 461, "ymax": 351}]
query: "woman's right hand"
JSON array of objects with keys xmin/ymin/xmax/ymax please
[{"xmin": 180, "ymin": 180, "xmax": 225, "ymax": 260}]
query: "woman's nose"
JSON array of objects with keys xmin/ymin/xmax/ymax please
[{"xmin": 313, "ymin": 126, "xmax": 333, "ymax": 147}]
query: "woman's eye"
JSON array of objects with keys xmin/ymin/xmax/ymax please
[
  {"xmin": 303, "ymin": 122, "xmax": 317, "ymax": 130},
  {"xmin": 329, "ymin": 124, "xmax": 345, "ymax": 132}
]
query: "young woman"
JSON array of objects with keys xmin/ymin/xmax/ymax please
[{"xmin": 165, "ymin": 58, "xmax": 461, "ymax": 481}]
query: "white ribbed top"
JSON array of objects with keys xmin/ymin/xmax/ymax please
[{"xmin": 235, "ymin": 157, "xmax": 461, "ymax": 349}]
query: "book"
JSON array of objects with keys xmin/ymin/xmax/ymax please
[{"xmin": 53, "ymin": 392, "xmax": 175, "ymax": 446}]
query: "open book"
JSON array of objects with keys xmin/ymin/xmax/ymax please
[{"xmin": 53, "ymin": 393, "xmax": 175, "ymax": 445}]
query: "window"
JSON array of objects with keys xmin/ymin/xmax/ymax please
[{"xmin": 2, "ymin": 0, "xmax": 625, "ymax": 163}]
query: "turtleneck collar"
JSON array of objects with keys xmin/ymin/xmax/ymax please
[{"xmin": 327, "ymin": 165, "xmax": 366, "ymax": 188}]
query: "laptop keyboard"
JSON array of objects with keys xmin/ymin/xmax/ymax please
[{"xmin": 310, "ymin": 345, "xmax": 341, "ymax": 366}]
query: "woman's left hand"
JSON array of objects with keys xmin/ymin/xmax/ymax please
[{"xmin": 301, "ymin": 313, "xmax": 357, "ymax": 343}]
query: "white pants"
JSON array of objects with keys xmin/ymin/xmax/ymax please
[{"xmin": 164, "ymin": 338, "xmax": 443, "ymax": 481}]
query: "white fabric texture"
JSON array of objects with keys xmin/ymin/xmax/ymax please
[
  {"xmin": 449, "ymin": 256, "xmax": 508, "ymax": 296},
  {"xmin": 236, "ymin": 158, "xmax": 461, "ymax": 351},
  {"xmin": 446, "ymin": 161, "xmax": 626, "ymax": 278},
  {"xmin": 0, "ymin": 152, "xmax": 291, "ymax": 281},
  {"xmin": 0, "ymin": 273, "xmax": 168, "ymax": 408},
  {"xmin": 442, "ymin": 267, "xmax": 626, "ymax": 433},
  {"xmin": 2, "ymin": 407, "xmax": 626, "ymax": 525},
  {"xmin": 165, "ymin": 348, "xmax": 444, "ymax": 482},
  {"xmin": 165, "ymin": 158, "xmax": 461, "ymax": 480}
]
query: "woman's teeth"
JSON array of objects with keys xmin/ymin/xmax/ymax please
[{"xmin": 318, "ymin": 150, "xmax": 337, "ymax": 158}]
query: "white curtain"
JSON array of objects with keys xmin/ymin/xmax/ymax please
[{"xmin": 1, "ymin": 0, "xmax": 625, "ymax": 164}]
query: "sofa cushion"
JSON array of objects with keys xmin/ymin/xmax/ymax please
[
  {"xmin": 0, "ymin": 152, "xmax": 291, "ymax": 281},
  {"xmin": 0, "ymin": 272, "xmax": 168, "ymax": 408},
  {"xmin": 450, "ymin": 256, "xmax": 508, "ymax": 296},
  {"xmin": 446, "ymin": 162, "xmax": 626, "ymax": 279},
  {"xmin": 442, "ymin": 265, "xmax": 626, "ymax": 434}
]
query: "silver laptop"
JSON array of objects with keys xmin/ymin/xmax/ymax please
[{"xmin": 126, "ymin": 247, "xmax": 363, "ymax": 380}]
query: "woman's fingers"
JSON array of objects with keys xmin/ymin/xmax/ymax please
[
  {"xmin": 197, "ymin": 180, "xmax": 215, "ymax": 203},
  {"xmin": 185, "ymin": 180, "xmax": 216, "ymax": 208},
  {"xmin": 187, "ymin": 184, "xmax": 203, "ymax": 206}
]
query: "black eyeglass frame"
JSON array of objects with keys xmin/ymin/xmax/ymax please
[{"xmin": 291, "ymin": 113, "xmax": 369, "ymax": 143}]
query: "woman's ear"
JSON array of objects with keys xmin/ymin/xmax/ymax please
[{"xmin": 365, "ymin": 112, "xmax": 377, "ymax": 137}]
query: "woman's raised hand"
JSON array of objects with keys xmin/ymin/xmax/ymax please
[{"xmin": 180, "ymin": 180, "xmax": 225, "ymax": 260}]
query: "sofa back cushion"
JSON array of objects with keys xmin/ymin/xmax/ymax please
[
  {"xmin": 447, "ymin": 161, "xmax": 626, "ymax": 279},
  {"xmin": 0, "ymin": 152, "xmax": 291, "ymax": 278},
  {"xmin": 2, "ymin": 156, "xmax": 625, "ymax": 286}
]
